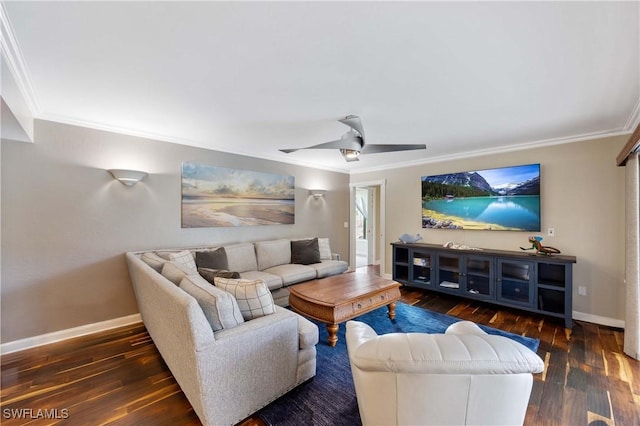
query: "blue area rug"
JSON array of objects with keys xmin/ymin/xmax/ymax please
[{"xmin": 258, "ymin": 301, "xmax": 539, "ymax": 426}]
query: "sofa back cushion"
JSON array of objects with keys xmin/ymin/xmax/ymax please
[
  {"xmin": 140, "ymin": 252, "xmax": 168, "ymax": 272},
  {"xmin": 255, "ymin": 239, "xmax": 291, "ymax": 270},
  {"xmin": 161, "ymin": 261, "xmax": 194, "ymax": 285},
  {"xmin": 179, "ymin": 274, "xmax": 245, "ymax": 331},
  {"xmin": 224, "ymin": 243, "xmax": 258, "ymax": 273}
]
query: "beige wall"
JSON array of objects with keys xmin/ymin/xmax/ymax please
[
  {"xmin": 1, "ymin": 120, "xmax": 350, "ymax": 343},
  {"xmin": 351, "ymin": 135, "xmax": 627, "ymax": 324}
]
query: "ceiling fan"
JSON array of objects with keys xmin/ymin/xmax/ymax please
[{"xmin": 279, "ymin": 115, "xmax": 427, "ymax": 162}]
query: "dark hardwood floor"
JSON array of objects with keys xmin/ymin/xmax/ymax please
[{"xmin": 2, "ymin": 267, "xmax": 639, "ymax": 425}]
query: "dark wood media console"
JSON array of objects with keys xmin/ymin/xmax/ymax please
[{"xmin": 392, "ymin": 242, "xmax": 577, "ymax": 328}]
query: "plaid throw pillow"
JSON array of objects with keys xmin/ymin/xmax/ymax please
[
  {"xmin": 168, "ymin": 250, "xmax": 197, "ymax": 272},
  {"xmin": 213, "ymin": 277, "xmax": 275, "ymax": 320}
]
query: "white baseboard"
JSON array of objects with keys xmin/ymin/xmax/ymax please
[
  {"xmin": 1, "ymin": 313, "xmax": 142, "ymax": 355},
  {"xmin": 573, "ymin": 311, "xmax": 625, "ymax": 329}
]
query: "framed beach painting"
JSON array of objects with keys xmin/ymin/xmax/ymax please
[{"xmin": 181, "ymin": 162, "xmax": 295, "ymax": 227}]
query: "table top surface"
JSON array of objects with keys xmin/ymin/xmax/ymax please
[{"xmin": 289, "ymin": 272, "xmax": 401, "ymax": 307}]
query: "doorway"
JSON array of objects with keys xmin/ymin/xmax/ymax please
[
  {"xmin": 349, "ymin": 180, "xmax": 386, "ymax": 275},
  {"xmin": 355, "ymin": 187, "xmax": 374, "ymax": 268}
]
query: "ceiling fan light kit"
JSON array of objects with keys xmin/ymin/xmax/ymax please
[
  {"xmin": 279, "ymin": 115, "xmax": 426, "ymax": 162},
  {"xmin": 340, "ymin": 148, "xmax": 360, "ymax": 162}
]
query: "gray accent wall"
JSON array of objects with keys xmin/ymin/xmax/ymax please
[
  {"xmin": 1, "ymin": 120, "xmax": 350, "ymax": 343},
  {"xmin": 352, "ymin": 135, "xmax": 627, "ymax": 325}
]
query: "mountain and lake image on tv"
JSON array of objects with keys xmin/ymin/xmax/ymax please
[{"xmin": 422, "ymin": 163, "xmax": 541, "ymax": 231}]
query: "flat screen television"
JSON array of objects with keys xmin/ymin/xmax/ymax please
[{"xmin": 421, "ymin": 163, "xmax": 540, "ymax": 231}]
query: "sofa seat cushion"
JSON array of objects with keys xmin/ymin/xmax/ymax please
[
  {"xmin": 263, "ymin": 264, "xmax": 316, "ymax": 286},
  {"xmin": 179, "ymin": 274, "xmax": 244, "ymax": 331},
  {"xmin": 224, "ymin": 243, "xmax": 258, "ymax": 273},
  {"xmin": 298, "ymin": 315, "xmax": 319, "ymax": 349},
  {"xmin": 255, "ymin": 239, "xmax": 291, "ymax": 270},
  {"xmin": 311, "ymin": 259, "xmax": 348, "ymax": 278},
  {"xmin": 239, "ymin": 270, "xmax": 283, "ymax": 290},
  {"xmin": 214, "ymin": 277, "xmax": 276, "ymax": 321}
]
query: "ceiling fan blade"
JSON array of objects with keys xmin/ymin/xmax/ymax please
[
  {"xmin": 279, "ymin": 136, "xmax": 362, "ymax": 154},
  {"xmin": 360, "ymin": 144, "xmax": 427, "ymax": 154},
  {"xmin": 338, "ymin": 115, "xmax": 365, "ymax": 139}
]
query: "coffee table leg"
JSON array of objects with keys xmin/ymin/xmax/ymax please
[
  {"xmin": 327, "ymin": 324, "xmax": 339, "ymax": 347},
  {"xmin": 387, "ymin": 302, "xmax": 397, "ymax": 320}
]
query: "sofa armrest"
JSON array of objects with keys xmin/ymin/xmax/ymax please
[
  {"xmin": 296, "ymin": 312, "xmax": 319, "ymax": 349},
  {"xmin": 346, "ymin": 320, "xmax": 544, "ymax": 375}
]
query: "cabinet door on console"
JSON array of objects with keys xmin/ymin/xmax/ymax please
[
  {"xmin": 464, "ymin": 255, "xmax": 494, "ymax": 300},
  {"xmin": 436, "ymin": 254, "xmax": 463, "ymax": 294},
  {"xmin": 410, "ymin": 250, "xmax": 434, "ymax": 288},
  {"xmin": 497, "ymin": 259, "xmax": 535, "ymax": 307}
]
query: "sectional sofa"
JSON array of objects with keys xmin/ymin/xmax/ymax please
[{"xmin": 126, "ymin": 237, "xmax": 347, "ymax": 425}]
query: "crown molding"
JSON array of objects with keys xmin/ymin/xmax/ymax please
[
  {"xmin": 0, "ymin": 2, "xmax": 40, "ymax": 115},
  {"xmin": 38, "ymin": 112, "xmax": 352, "ymax": 174},
  {"xmin": 349, "ymin": 127, "xmax": 634, "ymax": 175}
]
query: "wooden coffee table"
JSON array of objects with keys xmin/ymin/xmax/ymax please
[{"xmin": 288, "ymin": 271, "xmax": 401, "ymax": 347}]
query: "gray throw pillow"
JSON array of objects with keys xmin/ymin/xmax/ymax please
[
  {"xmin": 198, "ymin": 267, "xmax": 241, "ymax": 284},
  {"xmin": 195, "ymin": 248, "xmax": 229, "ymax": 270},
  {"xmin": 291, "ymin": 238, "xmax": 321, "ymax": 265},
  {"xmin": 179, "ymin": 274, "xmax": 244, "ymax": 331}
]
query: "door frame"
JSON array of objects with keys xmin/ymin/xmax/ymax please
[{"xmin": 349, "ymin": 179, "xmax": 386, "ymax": 275}]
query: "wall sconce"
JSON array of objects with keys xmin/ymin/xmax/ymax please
[
  {"xmin": 108, "ymin": 169, "xmax": 148, "ymax": 186},
  {"xmin": 309, "ymin": 189, "xmax": 326, "ymax": 199}
]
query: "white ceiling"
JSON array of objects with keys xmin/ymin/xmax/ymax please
[{"xmin": 3, "ymin": 1, "xmax": 639, "ymax": 173}]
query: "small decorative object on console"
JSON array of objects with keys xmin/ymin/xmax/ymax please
[
  {"xmin": 520, "ymin": 235, "xmax": 561, "ymax": 256},
  {"xmin": 443, "ymin": 241, "xmax": 482, "ymax": 250},
  {"xmin": 399, "ymin": 233, "xmax": 423, "ymax": 244}
]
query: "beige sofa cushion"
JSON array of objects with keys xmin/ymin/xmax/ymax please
[
  {"xmin": 263, "ymin": 264, "xmax": 316, "ymax": 286},
  {"xmin": 255, "ymin": 239, "xmax": 291, "ymax": 270},
  {"xmin": 179, "ymin": 274, "xmax": 244, "ymax": 331},
  {"xmin": 311, "ymin": 259, "xmax": 348, "ymax": 278},
  {"xmin": 161, "ymin": 261, "xmax": 193, "ymax": 285},
  {"xmin": 140, "ymin": 252, "xmax": 168, "ymax": 272},
  {"xmin": 214, "ymin": 277, "xmax": 275, "ymax": 320},
  {"xmin": 239, "ymin": 270, "xmax": 283, "ymax": 290},
  {"xmin": 224, "ymin": 243, "xmax": 258, "ymax": 273}
]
